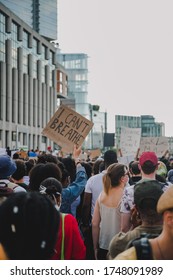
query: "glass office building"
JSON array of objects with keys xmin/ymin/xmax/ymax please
[
  {"xmin": 0, "ymin": 3, "xmax": 57, "ymax": 150},
  {"xmin": 0, "ymin": 0, "xmax": 58, "ymax": 41},
  {"xmin": 58, "ymin": 53, "xmax": 90, "ymax": 119}
]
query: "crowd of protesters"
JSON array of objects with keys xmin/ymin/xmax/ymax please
[{"xmin": 0, "ymin": 145, "xmax": 173, "ymax": 260}]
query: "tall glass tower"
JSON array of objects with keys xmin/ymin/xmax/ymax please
[
  {"xmin": 58, "ymin": 53, "xmax": 90, "ymax": 119},
  {"xmin": 0, "ymin": 0, "xmax": 58, "ymax": 41}
]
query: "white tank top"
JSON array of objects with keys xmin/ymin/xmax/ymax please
[{"xmin": 98, "ymin": 193, "xmax": 121, "ymax": 250}]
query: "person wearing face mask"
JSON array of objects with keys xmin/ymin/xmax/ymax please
[{"xmin": 39, "ymin": 177, "xmax": 86, "ymax": 260}]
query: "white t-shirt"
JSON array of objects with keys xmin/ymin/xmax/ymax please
[{"xmin": 84, "ymin": 171, "xmax": 106, "ymax": 216}]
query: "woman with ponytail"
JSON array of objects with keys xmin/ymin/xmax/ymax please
[{"xmin": 92, "ymin": 163, "xmax": 129, "ymax": 260}]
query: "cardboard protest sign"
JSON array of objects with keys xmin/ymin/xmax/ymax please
[
  {"xmin": 89, "ymin": 149, "xmax": 101, "ymax": 160},
  {"xmin": 17, "ymin": 150, "xmax": 28, "ymax": 159},
  {"xmin": 139, "ymin": 136, "xmax": 169, "ymax": 157},
  {"xmin": 42, "ymin": 105, "xmax": 94, "ymax": 153},
  {"xmin": 120, "ymin": 127, "xmax": 141, "ymax": 157}
]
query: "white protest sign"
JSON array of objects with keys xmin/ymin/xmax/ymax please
[
  {"xmin": 118, "ymin": 155, "xmax": 134, "ymax": 166},
  {"xmin": 0, "ymin": 148, "xmax": 7, "ymax": 155},
  {"xmin": 79, "ymin": 151, "xmax": 88, "ymax": 161},
  {"xmin": 139, "ymin": 136, "xmax": 169, "ymax": 157},
  {"xmin": 42, "ymin": 105, "xmax": 94, "ymax": 153},
  {"xmin": 120, "ymin": 127, "xmax": 141, "ymax": 157}
]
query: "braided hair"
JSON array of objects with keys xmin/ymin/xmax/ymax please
[{"xmin": 39, "ymin": 177, "xmax": 62, "ymax": 204}]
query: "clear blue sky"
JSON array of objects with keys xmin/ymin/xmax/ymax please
[{"xmin": 58, "ymin": 0, "xmax": 173, "ymax": 136}]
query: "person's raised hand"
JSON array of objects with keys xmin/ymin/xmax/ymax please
[{"xmin": 73, "ymin": 144, "xmax": 82, "ymax": 160}]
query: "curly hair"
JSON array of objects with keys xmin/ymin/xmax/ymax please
[{"xmin": 29, "ymin": 163, "xmax": 62, "ymax": 191}]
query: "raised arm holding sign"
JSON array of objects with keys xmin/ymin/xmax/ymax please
[{"xmin": 42, "ymin": 105, "xmax": 94, "ymax": 153}]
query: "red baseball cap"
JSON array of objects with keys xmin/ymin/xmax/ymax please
[{"xmin": 139, "ymin": 151, "xmax": 158, "ymax": 166}]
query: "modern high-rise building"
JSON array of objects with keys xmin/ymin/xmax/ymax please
[
  {"xmin": 0, "ymin": 0, "xmax": 58, "ymax": 41},
  {"xmin": 0, "ymin": 3, "xmax": 57, "ymax": 150},
  {"xmin": 140, "ymin": 115, "xmax": 165, "ymax": 137},
  {"xmin": 57, "ymin": 53, "xmax": 93, "ymax": 149},
  {"xmin": 57, "ymin": 53, "xmax": 90, "ymax": 119}
]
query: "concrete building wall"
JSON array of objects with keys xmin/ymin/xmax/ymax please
[{"xmin": 0, "ymin": 3, "xmax": 57, "ymax": 150}]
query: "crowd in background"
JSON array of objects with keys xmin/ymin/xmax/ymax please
[{"xmin": 0, "ymin": 145, "xmax": 173, "ymax": 260}]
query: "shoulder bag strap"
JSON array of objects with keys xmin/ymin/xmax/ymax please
[
  {"xmin": 134, "ymin": 237, "xmax": 153, "ymax": 260},
  {"xmin": 61, "ymin": 213, "xmax": 66, "ymax": 260}
]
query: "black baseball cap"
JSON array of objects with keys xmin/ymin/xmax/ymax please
[{"xmin": 134, "ymin": 180, "xmax": 163, "ymax": 208}]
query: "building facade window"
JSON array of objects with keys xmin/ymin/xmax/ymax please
[
  {"xmin": 48, "ymin": 50, "xmax": 55, "ymax": 86},
  {"xmin": 32, "ymin": 37, "xmax": 39, "ymax": 79},
  {"xmin": 41, "ymin": 45, "xmax": 46, "ymax": 83},
  {"xmin": 23, "ymin": 30, "xmax": 29, "ymax": 74},
  {"xmin": 0, "ymin": 12, "xmax": 6, "ymax": 62},
  {"xmin": 12, "ymin": 131, "xmax": 17, "ymax": 141},
  {"xmin": 11, "ymin": 22, "xmax": 18, "ymax": 68}
]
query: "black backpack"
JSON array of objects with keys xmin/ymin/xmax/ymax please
[{"xmin": 126, "ymin": 233, "xmax": 159, "ymax": 260}]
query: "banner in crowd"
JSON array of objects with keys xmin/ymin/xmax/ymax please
[
  {"xmin": 139, "ymin": 136, "xmax": 169, "ymax": 157},
  {"xmin": 120, "ymin": 127, "xmax": 141, "ymax": 157},
  {"xmin": 42, "ymin": 105, "xmax": 94, "ymax": 153}
]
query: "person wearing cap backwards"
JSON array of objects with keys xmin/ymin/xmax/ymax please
[
  {"xmin": 0, "ymin": 155, "xmax": 26, "ymax": 193},
  {"xmin": 108, "ymin": 180, "xmax": 163, "ymax": 259},
  {"xmin": 120, "ymin": 151, "xmax": 169, "ymax": 232},
  {"xmin": 114, "ymin": 185, "xmax": 173, "ymax": 259}
]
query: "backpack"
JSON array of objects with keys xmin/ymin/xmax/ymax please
[
  {"xmin": 0, "ymin": 181, "xmax": 18, "ymax": 193},
  {"xmin": 126, "ymin": 233, "xmax": 159, "ymax": 260},
  {"xmin": 7, "ymin": 182, "xmax": 18, "ymax": 189},
  {"xmin": 0, "ymin": 182, "xmax": 13, "ymax": 196}
]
